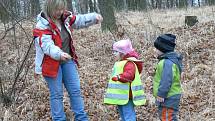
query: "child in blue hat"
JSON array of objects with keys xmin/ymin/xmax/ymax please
[{"xmin": 153, "ymin": 34, "xmax": 183, "ymax": 121}]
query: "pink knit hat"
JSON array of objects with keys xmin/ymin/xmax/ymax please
[{"xmin": 113, "ymin": 39, "xmax": 134, "ymax": 54}]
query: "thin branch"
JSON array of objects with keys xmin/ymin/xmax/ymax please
[
  {"xmin": 0, "ymin": 17, "xmax": 27, "ymax": 41},
  {"xmin": 0, "ymin": 2, "xmax": 32, "ymax": 44},
  {"xmin": 10, "ymin": 37, "xmax": 34, "ymax": 98},
  {"xmin": 0, "ymin": 1, "xmax": 34, "ymax": 101},
  {"xmin": 0, "ymin": 77, "xmax": 4, "ymax": 96},
  {"xmin": 0, "ymin": 26, "xmax": 14, "ymax": 40}
]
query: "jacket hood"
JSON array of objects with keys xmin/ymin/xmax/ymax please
[
  {"xmin": 36, "ymin": 12, "xmax": 50, "ymax": 29},
  {"xmin": 158, "ymin": 52, "xmax": 183, "ymax": 73},
  {"xmin": 122, "ymin": 50, "xmax": 143, "ymax": 73},
  {"xmin": 123, "ymin": 50, "xmax": 140, "ymax": 59}
]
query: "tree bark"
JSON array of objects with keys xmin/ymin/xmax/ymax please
[
  {"xmin": 127, "ymin": 0, "xmax": 136, "ymax": 10},
  {"xmin": 89, "ymin": 0, "xmax": 94, "ymax": 12},
  {"xmin": 156, "ymin": 0, "xmax": 162, "ymax": 9},
  {"xmin": 137, "ymin": 0, "xmax": 147, "ymax": 11},
  {"xmin": 67, "ymin": 0, "xmax": 73, "ymax": 12},
  {"xmin": 166, "ymin": 0, "xmax": 170, "ymax": 8},
  {"xmin": 79, "ymin": 0, "xmax": 88, "ymax": 13},
  {"xmin": 93, "ymin": 0, "xmax": 99, "ymax": 12},
  {"xmin": 179, "ymin": 0, "xmax": 188, "ymax": 8},
  {"xmin": 123, "ymin": 0, "xmax": 127, "ymax": 10},
  {"xmin": 98, "ymin": 0, "xmax": 117, "ymax": 32},
  {"xmin": 31, "ymin": 0, "xmax": 40, "ymax": 17},
  {"xmin": 151, "ymin": 0, "xmax": 155, "ymax": 8},
  {"xmin": 198, "ymin": 0, "xmax": 201, "ymax": 7}
]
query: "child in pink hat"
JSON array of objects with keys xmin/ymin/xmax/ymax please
[{"xmin": 104, "ymin": 39, "xmax": 146, "ymax": 121}]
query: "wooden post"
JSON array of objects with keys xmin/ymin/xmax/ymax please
[{"xmin": 185, "ymin": 16, "xmax": 198, "ymax": 27}]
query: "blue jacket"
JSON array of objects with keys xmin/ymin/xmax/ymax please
[{"xmin": 155, "ymin": 52, "xmax": 183, "ymax": 110}]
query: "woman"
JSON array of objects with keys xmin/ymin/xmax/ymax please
[{"xmin": 33, "ymin": 0, "xmax": 102, "ymax": 120}]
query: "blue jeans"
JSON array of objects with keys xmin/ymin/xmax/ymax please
[
  {"xmin": 44, "ymin": 60, "xmax": 88, "ymax": 121},
  {"xmin": 117, "ymin": 100, "xmax": 136, "ymax": 121}
]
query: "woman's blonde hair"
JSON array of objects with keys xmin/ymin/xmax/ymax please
[{"xmin": 42, "ymin": 0, "xmax": 67, "ymax": 19}]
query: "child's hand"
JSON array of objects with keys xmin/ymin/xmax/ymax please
[
  {"xmin": 156, "ymin": 96, "xmax": 164, "ymax": 102},
  {"xmin": 107, "ymin": 105, "xmax": 115, "ymax": 110},
  {"xmin": 112, "ymin": 76, "xmax": 118, "ymax": 81},
  {"xmin": 96, "ymin": 14, "xmax": 103, "ymax": 24},
  {"xmin": 112, "ymin": 75, "xmax": 120, "ymax": 81}
]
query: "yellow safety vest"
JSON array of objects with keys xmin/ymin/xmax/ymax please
[{"xmin": 104, "ymin": 57, "xmax": 146, "ymax": 106}]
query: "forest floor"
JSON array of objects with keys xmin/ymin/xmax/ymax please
[{"xmin": 0, "ymin": 6, "xmax": 215, "ymax": 121}]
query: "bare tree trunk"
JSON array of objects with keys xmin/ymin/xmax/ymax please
[
  {"xmin": 123, "ymin": 0, "xmax": 128, "ymax": 11},
  {"xmin": 208, "ymin": 0, "xmax": 215, "ymax": 5},
  {"xmin": 39, "ymin": 0, "xmax": 44, "ymax": 9},
  {"xmin": 98, "ymin": 0, "xmax": 117, "ymax": 32},
  {"xmin": 73, "ymin": 0, "xmax": 80, "ymax": 13},
  {"xmin": 179, "ymin": 0, "xmax": 187, "ymax": 8},
  {"xmin": 127, "ymin": 0, "xmax": 136, "ymax": 10},
  {"xmin": 115, "ymin": 0, "xmax": 124, "ymax": 11},
  {"xmin": 0, "ymin": 2, "xmax": 10, "ymax": 24},
  {"xmin": 176, "ymin": 0, "xmax": 179, "ymax": 8},
  {"xmin": 151, "ymin": 0, "xmax": 155, "ymax": 8},
  {"xmin": 166, "ymin": 0, "xmax": 170, "ymax": 8},
  {"xmin": 89, "ymin": 0, "xmax": 94, "ymax": 12},
  {"xmin": 198, "ymin": 0, "xmax": 201, "ymax": 7},
  {"xmin": 156, "ymin": 0, "xmax": 162, "ymax": 9},
  {"xmin": 170, "ymin": 0, "xmax": 174, "ymax": 8},
  {"xmin": 67, "ymin": 0, "xmax": 73, "ymax": 12},
  {"xmin": 137, "ymin": 0, "xmax": 147, "ymax": 11},
  {"xmin": 30, "ymin": 0, "xmax": 40, "ymax": 17},
  {"xmin": 79, "ymin": 0, "xmax": 88, "ymax": 13},
  {"xmin": 93, "ymin": 0, "xmax": 99, "ymax": 12}
]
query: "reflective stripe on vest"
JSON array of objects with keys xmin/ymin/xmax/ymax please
[
  {"xmin": 132, "ymin": 85, "xmax": 144, "ymax": 91},
  {"xmin": 133, "ymin": 95, "xmax": 146, "ymax": 101},
  {"xmin": 108, "ymin": 83, "xmax": 129, "ymax": 90},
  {"xmin": 104, "ymin": 58, "xmax": 146, "ymax": 106},
  {"xmin": 105, "ymin": 93, "xmax": 128, "ymax": 100}
]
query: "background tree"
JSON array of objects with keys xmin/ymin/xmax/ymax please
[
  {"xmin": 89, "ymin": 0, "xmax": 94, "ymax": 12},
  {"xmin": 209, "ymin": 0, "xmax": 215, "ymax": 5},
  {"xmin": 30, "ymin": 0, "xmax": 41, "ymax": 17},
  {"xmin": 0, "ymin": 1, "xmax": 10, "ymax": 24},
  {"xmin": 114, "ymin": 0, "xmax": 125, "ymax": 11},
  {"xmin": 170, "ymin": 0, "xmax": 174, "ymax": 8},
  {"xmin": 127, "ymin": 0, "xmax": 136, "ymax": 10},
  {"xmin": 98, "ymin": 0, "xmax": 117, "ymax": 32},
  {"xmin": 67, "ymin": 0, "xmax": 73, "ymax": 12},
  {"xmin": 79, "ymin": 0, "xmax": 88, "ymax": 13},
  {"xmin": 179, "ymin": 0, "xmax": 188, "ymax": 8},
  {"xmin": 151, "ymin": 0, "xmax": 156, "ymax": 8},
  {"xmin": 156, "ymin": 0, "xmax": 162, "ymax": 9},
  {"xmin": 137, "ymin": 0, "xmax": 147, "ymax": 11}
]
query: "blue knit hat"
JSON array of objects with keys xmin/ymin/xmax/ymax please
[{"xmin": 154, "ymin": 34, "xmax": 176, "ymax": 53}]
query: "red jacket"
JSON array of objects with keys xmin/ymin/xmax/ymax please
[
  {"xmin": 33, "ymin": 12, "xmax": 78, "ymax": 78},
  {"xmin": 116, "ymin": 50, "xmax": 143, "ymax": 83},
  {"xmin": 33, "ymin": 11, "xmax": 99, "ymax": 78},
  {"xmin": 112, "ymin": 50, "xmax": 143, "ymax": 98}
]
